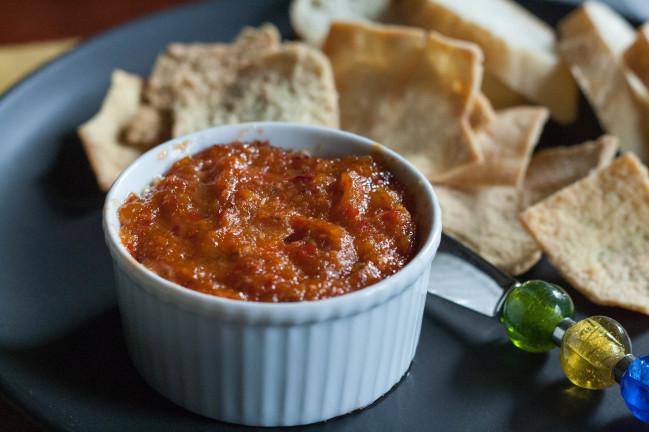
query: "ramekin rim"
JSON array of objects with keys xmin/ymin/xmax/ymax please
[{"xmin": 103, "ymin": 121, "xmax": 442, "ymax": 313}]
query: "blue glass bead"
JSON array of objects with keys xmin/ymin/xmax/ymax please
[{"xmin": 621, "ymin": 355, "xmax": 649, "ymax": 423}]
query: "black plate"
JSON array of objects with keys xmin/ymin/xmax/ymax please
[{"xmin": 0, "ymin": 0, "xmax": 648, "ymax": 430}]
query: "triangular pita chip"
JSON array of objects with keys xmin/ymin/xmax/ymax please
[
  {"xmin": 521, "ymin": 135, "xmax": 618, "ymax": 208},
  {"xmin": 440, "ymin": 106, "xmax": 549, "ymax": 187},
  {"xmin": 433, "ymin": 184, "xmax": 541, "ymax": 275},
  {"xmin": 623, "ymin": 23, "xmax": 649, "ymax": 91},
  {"xmin": 520, "ymin": 153, "xmax": 649, "ymax": 314},
  {"xmin": 78, "ymin": 69, "xmax": 144, "ymax": 192},
  {"xmin": 432, "ymin": 134, "xmax": 615, "ymax": 275},
  {"xmin": 468, "ymin": 91, "xmax": 495, "ymax": 130}
]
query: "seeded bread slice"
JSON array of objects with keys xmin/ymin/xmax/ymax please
[
  {"xmin": 175, "ymin": 42, "xmax": 340, "ymax": 136},
  {"xmin": 146, "ymin": 24, "xmax": 282, "ymax": 111},
  {"xmin": 519, "ymin": 153, "xmax": 649, "ymax": 314},
  {"xmin": 392, "ymin": 0, "xmax": 577, "ymax": 124},
  {"xmin": 125, "ymin": 24, "xmax": 282, "ymax": 148}
]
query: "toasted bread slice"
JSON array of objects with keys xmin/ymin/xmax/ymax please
[
  {"xmin": 392, "ymin": 0, "xmax": 577, "ymax": 124},
  {"xmin": 558, "ymin": 1, "xmax": 649, "ymax": 162},
  {"xmin": 520, "ymin": 153, "xmax": 649, "ymax": 314},
  {"xmin": 623, "ymin": 23, "xmax": 649, "ymax": 91},
  {"xmin": 78, "ymin": 70, "xmax": 144, "ymax": 192},
  {"xmin": 323, "ymin": 20, "xmax": 483, "ymax": 182},
  {"xmin": 521, "ymin": 135, "xmax": 618, "ymax": 208},
  {"xmin": 290, "ymin": 0, "xmax": 392, "ymax": 47}
]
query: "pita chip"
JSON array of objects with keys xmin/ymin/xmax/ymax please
[
  {"xmin": 521, "ymin": 135, "xmax": 619, "ymax": 208},
  {"xmin": 558, "ymin": 1, "xmax": 649, "ymax": 162},
  {"xmin": 440, "ymin": 106, "xmax": 549, "ymax": 187},
  {"xmin": 468, "ymin": 91, "xmax": 496, "ymax": 130},
  {"xmin": 78, "ymin": 69, "xmax": 144, "ymax": 192},
  {"xmin": 393, "ymin": 0, "xmax": 577, "ymax": 124},
  {"xmin": 623, "ymin": 23, "xmax": 649, "ymax": 93},
  {"xmin": 434, "ymin": 184, "xmax": 541, "ymax": 275},
  {"xmin": 520, "ymin": 153, "xmax": 649, "ymax": 314},
  {"xmin": 323, "ymin": 20, "xmax": 483, "ymax": 182}
]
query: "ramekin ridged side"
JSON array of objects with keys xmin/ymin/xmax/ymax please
[
  {"xmin": 103, "ymin": 122, "xmax": 441, "ymax": 426},
  {"xmin": 111, "ymin": 259, "xmax": 430, "ymax": 426}
]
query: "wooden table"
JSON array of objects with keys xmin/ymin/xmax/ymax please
[
  {"xmin": 0, "ymin": 2, "xmax": 197, "ymax": 429},
  {"xmin": 1, "ymin": 0, "xmax": 199, "ymax": 94}
]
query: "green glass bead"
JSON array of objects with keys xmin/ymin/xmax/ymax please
[
  {"xmin": 560, "ymin": 316, "xmax": 632, "ymax": 389},
  {"xmin": 499, "ymin": 280, "xmax": 574, "ymax": 352}
]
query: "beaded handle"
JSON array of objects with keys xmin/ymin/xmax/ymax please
[{"xmin": 499, "ymin": 280, "xmax": 649, "ymax": 422}]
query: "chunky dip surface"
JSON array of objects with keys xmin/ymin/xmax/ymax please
[{"xmin": 118, "ymin": 141, "xmax": 416, "ymax": 302}]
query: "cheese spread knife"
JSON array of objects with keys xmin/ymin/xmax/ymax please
[
  {"xmin": 427, "ymin": 233, "xmax": 649, "ymax": 423},
  {"xmin": 428, "ymin": 233, "xmax": 518, "ymax": 318}
]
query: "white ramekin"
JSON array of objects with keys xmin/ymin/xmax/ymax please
[{"xmin": 103, "ymin": 122, "xmax": 442, "ymax": 426}]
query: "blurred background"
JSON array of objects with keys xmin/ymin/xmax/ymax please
[
  {"xmin": 0, "ymin": 0, "xmax": 198, "ymax": 95},
  {"xmin": 2, "ymin": 0, "xmax": 648, "ymax": 95}
]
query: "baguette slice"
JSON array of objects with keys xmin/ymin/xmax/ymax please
[
  {"xmin": 392, "ymin": 0, "xmax": 577, "ymax": 124},
  {"xmin": 520, "ymin": 153, "xmax": 649, "ymax": 314},
  {"xmin": 558, "ymin": 1, "xmax": 649, "ymax": 162},
  {"xmin": 290, "ymin": 0, "xmax": 392, "ymax": 47},
  {"xmin": 623, "ymin": 23, "xmax": 649, "ymax": 91}
]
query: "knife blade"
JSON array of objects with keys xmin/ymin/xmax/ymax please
[{"xmin": 428, "ymin": 233, "xmax": 519, "ymax": 317}]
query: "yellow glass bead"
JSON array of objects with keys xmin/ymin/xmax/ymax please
[{"xmin": 560, "ymin": 316, "xmax": 632, "ymax": 389}]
